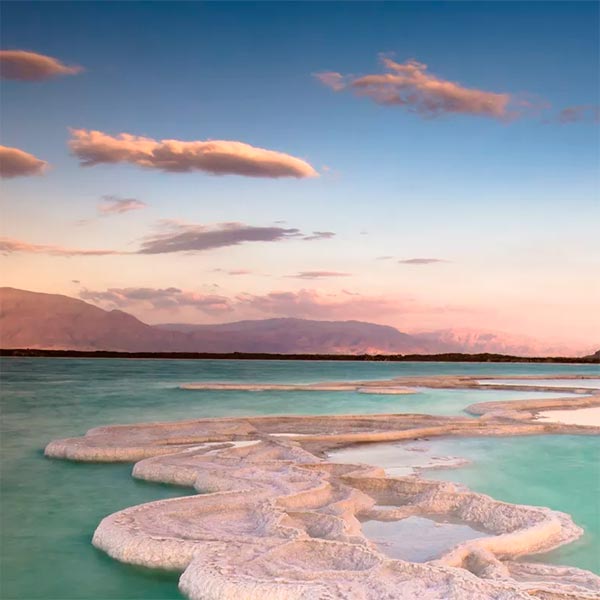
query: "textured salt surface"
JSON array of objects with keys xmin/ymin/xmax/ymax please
[{"xmin": 43, "ymin": 374, "xmax": 600, "ymax": 599}]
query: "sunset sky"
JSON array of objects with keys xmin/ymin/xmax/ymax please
[{"xmin": 1, "ymin": 2, "xmax": 599, "ymax": 350}]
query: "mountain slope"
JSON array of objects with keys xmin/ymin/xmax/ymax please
[
  {"xmin": 0, "ymin": 287, "xmax": 190, "ymax": 352},
  {"xmin": 159, "ymin": 318, "xmax": 428, "ymax": 354},
  {"xmin": 0, "ymin": 288, "xmax": 425, "ymax": 353},
  {"xmin": 0, "ymin": 288, "xmax": 587, "ymax": 356}
]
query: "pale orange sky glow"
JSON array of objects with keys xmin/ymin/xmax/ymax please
[{"xmin": 1, "ymin": 2, "xmax": 599, "ymax": 355}]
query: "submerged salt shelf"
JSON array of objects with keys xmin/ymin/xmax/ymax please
[
  {"xmin": 328, "ymin": 440, "xmax": 468, "ymax": 476},
  {"xmin": 479, "ymin": 378, "xmax": 600, "ymax": 389},
  {"xmin": 361, "ymin": 515, "xmax": 487, "ymax": 562},
  {"xmin": 331, "ymin": 436, "xmax": 600, "ymax": 574}
]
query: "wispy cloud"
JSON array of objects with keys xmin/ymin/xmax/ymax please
[
  {"xmin": 79, "ymin": 285, "xmax": 471, "ymax": 322},
  {"xmin": 0, "ymin": 145, "xmax": 47, "ymax": 178},
  {"xmin": 98, "ymin": 195, "xmax": 147, "ymax": 215},
  {"xmin": 398, "ymin": 258, "xmax": 447, "ymax": 265},
  {"xmin": 556, "ymin": 105, "xmax": 600, "ymax": 124},
  {"xmin": 290, "ymin": 271, "xmax": 351, "ymax": 279},
  {"xmin": 316, "ymin": 56, "xmax": 527, "ymax": 120},
  {"xmin": 80, "ymin": 287, "xmax": 232, "ymax": 313},
  {"xmin": 0, "ymin": 237, "xmax": 119, "ymax": 256},
  {"xmin": 2, "ymin": 220, "xmax": 333, "ymax": 257},
  {"xmin": 303, "ymin": 231, "xmax": 335, "ymax": 241},
  {"xmin": 0, "ymin": 50, "xmax": 83, "ymax": 81},
  {"xmin": 69, "ymin": 129, "xmax": 318, "ymax": 178},
  {"xmin": 236, "ymin": 289, "xmax": 403, "ymax": 319},
  {"xmin": 138, "ymin": 220, "xmax": 303, "ymax": 254},
  {"xmin": 233, "ymin": 289, "xmax": 462, "ymax": 320},
  {"xmin": 213, "ymin": 268, "xmax": 253, "ymax": 276}
]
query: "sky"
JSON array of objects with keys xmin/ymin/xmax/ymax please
[{"xmin": 1, "ymin": 1, "xmax": 599, "ymax": 351}]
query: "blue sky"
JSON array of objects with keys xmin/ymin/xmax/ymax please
[{"xmin": 1, "ymin": 2, "xmax": 599, "ymax": 349}]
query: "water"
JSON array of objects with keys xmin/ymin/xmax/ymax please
[
  {"xmin": 1, "ymin": 358, "xmax": 599, "ymax": 599},
  {"xmin": 422, "ymin": 436, "xmax": 600, "ymax": 574},
  {"xmin": 332, "ymin": 436, "xmax": 600, "ymax": 574},
  {"xmin": 361, "ymin": 516, "xmax": 486, "ymax": 562}
]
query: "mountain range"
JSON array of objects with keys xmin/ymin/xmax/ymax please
[{"xmin": 0, "ymin": 287, "xmax": 590, "ymax": 356}]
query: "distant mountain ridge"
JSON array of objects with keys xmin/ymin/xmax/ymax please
[{"xmin": 0, "ymin": 287, "xmax": 590, "ymax": 356}]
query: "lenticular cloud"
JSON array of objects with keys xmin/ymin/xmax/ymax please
[
  {"xmin": 0, "ymin": 50, "xmax": 83, "ymax": 81},
  {"xmin": 69, "ymin": 129, "xmax": 318, "ymax": 178},
  {"xmin": 316, "ymin": 57, "xmax": 515, "ymax": 120},
  {"xmin": 0, "ymin": 145, "xmax": 47, "ymax": 178}
]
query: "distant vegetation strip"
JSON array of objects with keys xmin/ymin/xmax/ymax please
[{"xmin": 1, "ymin": 348, "xmax": 598, "ymax": 363}]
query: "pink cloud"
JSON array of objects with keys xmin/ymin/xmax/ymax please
[
  {"xmin": 212, "ymin": 268, "xmax": 253, "ymax": 276},
  {"xmin": 69, "ymin": 129, "xmax": 318, "ymax": 178},
  {"xmin": 80, "ymin": 287, "xmax": 232, "ymax": 314},
  {"xmin": 98, "ymin": 195, "xmax": 147, "ymax": 215},
  {"xmin": 0, "ymin": 50, "xmax": 83, "ymax": 81},
  {"xmin": 236, "ymin": 289, "xmax": 410, "ymax": 320},
  {"xmin": 291, "ymin": 271, "xmax": 351, "ymax": 279},
  {"xmin": 0, "ymin": 237, "xmax": 119, "ymax": 256},
  {"xmin": 316, "ymin": 57, "xmax": 520, "ymax": 120},
  {"xmin": 71, "ymin": 284, "xmax": 474, "ymax": 325},
  {"xmin": 0, "ymin": 145, "xmax": 47, "ymax": 178},
  {"xmin": 227, "ymin": 269, "xmax": 252, "ymax": 276}
]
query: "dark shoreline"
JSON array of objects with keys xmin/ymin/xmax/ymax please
[{"xmin": 1, "ymin": 348, "xmax": 598, "ymax": 364}]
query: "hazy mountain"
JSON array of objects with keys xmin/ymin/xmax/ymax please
[
  {"xmin": 410, "ymin": 328, "xmax": 579, "ymax": 357},
  {"xmin": 158, "ymin": 318, "xmax": 428, "ymax": 354},
  {"xmin": 0, "ymin": 288, "xmax": 586, "ymax": 356}
]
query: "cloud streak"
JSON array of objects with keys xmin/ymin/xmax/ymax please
[
  {"xmin": 316, "ymin": 56, "xmax": 520, "ymax": 120},
  {"xmin": 0, "ymin": 237, "xmax": 119, "ymax": 256},
  {"xmin": 291, "ymin": 271, "xmax": 351, "ymax": 279},
  {"xmin": 1, "ymin": 220, "xmax": 334, "ymax": 257},
  {"xmin": 69, "ymin": 129, "xmax": 318, "ymax": 178},
  {"xmin": 78, "ymin": 285, "xmax": 471, "ymax": 323},
  {"xmin": 235, "ymin": 289, "xmax": 441, "ymax": 320},
  {"xmin": 80, "ymin": 287, "xmax": 232, "ymax": 313},
  {"xmin": 303, "ymin": 231, "xmax": 335, "ymax": 241},
  {"xmin": 98, "ymin": 195, "xmax": 147, "ymax": 215},
  {"xmin": 138, "ymin": 221, "xmax": 303, "ymax": 254},
  {"xmin": 556, "ymin": 105, "xmax": 600, "ymax": 124},
  {"xmin": 0, "ymin": 145, "xmax": 47, "ymax": 178},
  {"xmin": 0, "ymin": 50, "xmax": 83, "ymax": 81},
  {"xmin": 398, "ymin": 258, "xmax": 447, "ymax": 265}
]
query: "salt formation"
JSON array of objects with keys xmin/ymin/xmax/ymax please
[{"xmin": 45, "ymin": 378, "xmax": 600, "ymax": 599}]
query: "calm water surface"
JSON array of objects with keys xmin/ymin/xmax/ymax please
[{"xmin": 1, "ymin": 358, "xmax": 598, "ymax": 599}]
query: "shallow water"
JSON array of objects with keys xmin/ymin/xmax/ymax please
[
  {"xmin": 1, "ymin": 358, "xmax": 598, "ymax": 598},
  {"xmin": 361, "ymin": 516, "xmax": 486, "ymax": 562},
  {"xmin": 331, "ymin": 436, "xmax": 600, "ymax": 574},
  {"xmin": 421, "ymin": 436, "xmax": 600, "ymax": 573}
]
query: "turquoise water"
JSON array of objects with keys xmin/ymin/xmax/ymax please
[
  {"xmin": 1, "ymin": 358, "xmax": 599, "ymax": 599},
  {"xmin": 423, "ymin": 436, "xmax": 600, "ymax": 573},
  {"xmin": 330, "ymin": 436, "xmax": 600, "ymax": 573}
]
